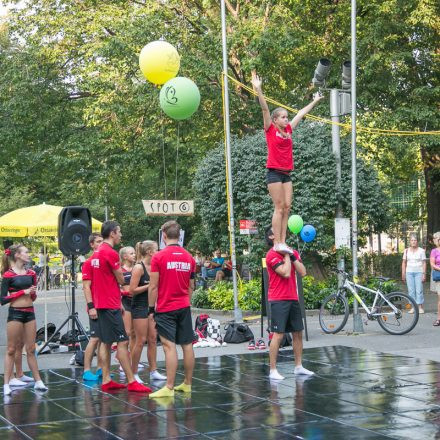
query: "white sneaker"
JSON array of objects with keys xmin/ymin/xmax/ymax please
[
  {"xmin": 9, "ymin": 378, "xmax": 27, "ymax": 387},
  {"xmin": 269, "ymin": 369, "xmax": 285, "ymax": 380},
  {"xmin": 17, "ymin": 375, "xmax": 34, "ymax": 383},
  {"xmin": 3, "ymin": 384, "xmax": 12, "ymax": 395},
  {"xmin": 34, "ymin": 380, "xmax": 48, "ymax": 391},
  {"xmin": 133, "ymin": 374, "xmax": 144, "ymax": 384},
  {"xmin": 408, "ymin": 308, "xmax": 415, "ymax": 314},
  {"xmin": 69, "ymin": 354, "xmax": 76, "ymax": 365},
  {"xmin": 294, "ymin": 365, "xmax": 314, "ymax": 376},
  {"xmin": 150, "ymin": 370, "xmax": 167, "ymax": 381},
  {"xmin": 274, "ymin": 243, "xmax": 293, "ymax": 255},
  {"xmin": 137, "ymin": 363, "xmax": 145, "ymax": 371}
]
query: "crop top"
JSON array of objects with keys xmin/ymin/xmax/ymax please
[{"xmin": 1, "ymin": 269, "xmax": 37, "ymax": 305}]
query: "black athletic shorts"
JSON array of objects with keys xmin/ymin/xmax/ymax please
[
  {"xmin": 270, "ymin": 300, "xmax": 303, "ymax": 333},
  {"xmin": 89, "ymin": 316, "xmax": 99, "ymax": 338},
  {"xmin": 266, "ymin": 169, "xmax": 292, "ymax": 185},
  {"xmin": 96, "ymin": 309, "xmax": 128, "ymax": 344},
  {"xmin": 155, "ymin": 306, "xmax": 193, "ymax": 345},
  {"xmin": 7, "ymin": 307, "xmax": 35, "ymax": 324},
  {"xmin": 121, "ymin": 295, "xmax": 132, "ymax": 313},
  {"xmin": 132, "ymin": 304, "xmax": 148, "ymax": 320}
]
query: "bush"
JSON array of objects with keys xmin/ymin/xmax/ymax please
[
  {"xmin": 191, "ymin": 287, "xmax": 212, "ymax": 309},
  {"xmin": 206, "ymin": 279, "xmax": 262, "ymax": 311},
  {"xmin": 302, "ymin": 275, "xmax": 337, "ymax": 309}
]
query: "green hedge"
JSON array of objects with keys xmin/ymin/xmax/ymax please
[{"xmin": 191, "ymin": 275, "xmax": 399, "ymax": 311}]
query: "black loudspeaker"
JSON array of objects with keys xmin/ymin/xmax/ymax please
[{"xmin": 58, "ymin": 206, "xmax": 92, "ymax": 256}]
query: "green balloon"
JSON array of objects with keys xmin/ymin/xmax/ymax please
[
  {"xmin": 159, "ymin": 76, "xmax": 201, "ymax": 120},
  {"xmin": 288, "ymin": 215, "xmax": 304, "ymax": 234}
]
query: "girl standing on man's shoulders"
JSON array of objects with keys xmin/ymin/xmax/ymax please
[{"xmin": 252, "ymin": 72, "xmax": 324, "ymax": 254}]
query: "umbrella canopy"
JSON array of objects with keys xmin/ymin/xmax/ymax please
[{"xmin": 0, "ymin": 204, "xmax": 102, "ymax": 237}]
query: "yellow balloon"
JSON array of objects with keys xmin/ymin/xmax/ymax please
[{"xmin": 139, "ymin": 41, "xmax": 180, "ymax": 85}]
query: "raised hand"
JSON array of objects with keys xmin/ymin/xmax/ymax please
[
  {"xmin": 312, "ymin": 91, "xmax": 325, "ymax": 103},
  {"xmin": 251, "ymin": 71, "xmax": 262, "ymax": 90}
]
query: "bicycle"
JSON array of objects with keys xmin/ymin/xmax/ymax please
[{"xmin": 319, "ymin": 270, "xmax": 419, "ymax": 335}]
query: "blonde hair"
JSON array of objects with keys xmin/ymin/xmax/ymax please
[
  {"xmin": 433, "ymin": 232, "xmax": 440, "ymax": 241},
  {"xmin": 119, "ymin": 246, "xmax": 135, "ymax": 264},
  {"xmin": 135, "ymin": 240, "xmax": 157, "ymax": 261}
]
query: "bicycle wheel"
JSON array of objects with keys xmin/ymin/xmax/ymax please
[
  {"xmin": 377, "ymin": 291, "xmax": 419, "ymax": 335},
  {"xmin": 319, "ymin": 293, "xmax": 349, "ymax": 334}
]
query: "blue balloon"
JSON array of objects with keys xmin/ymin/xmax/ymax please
[{"xmin": 300, "ymin": 225, "xmax": 316, "ymax": 242}]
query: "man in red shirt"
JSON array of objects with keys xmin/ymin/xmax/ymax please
[
  {"xmin": 82, "ymin": 233, "xmax": 103, "ymax": 381},
  {"xmin": 92, "ymin": 220, "xmax": 151, "ymax": 393},
  {"xmin": 265, "ymin": 226, "xmax": 314, "ymax": 380},
  {"xmin": 148, "ymin": 220, "xmax": 196, "ymax": 398}
]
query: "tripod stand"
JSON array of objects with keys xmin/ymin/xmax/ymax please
[{"xmin": 38, "ymin": 255, "xmax": 89, "ymax": 354}]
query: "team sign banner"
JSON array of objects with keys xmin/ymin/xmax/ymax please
[{"xmin": 142, "ymin": 200, "xmax": 194, "ymax": 216}]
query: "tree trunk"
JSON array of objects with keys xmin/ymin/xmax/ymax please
[{"xmin": 422, "ymin": 145, "xmax": 440, "ymax": 238}]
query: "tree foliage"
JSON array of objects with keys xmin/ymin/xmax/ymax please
[
  {"xmin": 0, "ymin": 0, "xmax": 438, "ymax": 247},
  {"xmin": 193, "ymin": 122, "xmax": 390, "ymax": 255}
]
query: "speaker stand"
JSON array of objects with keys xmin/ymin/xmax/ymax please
[{"xmin": 38, "ymin": 256, "xmax": 89, "ymax": 355}]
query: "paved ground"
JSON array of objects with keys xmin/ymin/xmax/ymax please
[{"xmin": 1, "ymin": 285, "xmax": 439, "ymax": 372}]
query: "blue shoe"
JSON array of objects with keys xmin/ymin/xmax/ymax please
[
  {"xmin": 96, "ymin": 368, "xmax": 102, "ymax": 377},
  {"xmin": 83, "ymin": 370, "xmax": 99, "ymax": 381}
]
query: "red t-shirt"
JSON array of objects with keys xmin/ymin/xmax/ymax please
[
  {"xmin": 151, "ymin": 244, "xmax": 196, "ymax": 313},
  {"xmin": 91, "ymin": 242, "xmax": 121, "ymax": 309},
  {"xmin": 266, "ymin": 248, "xmax": 300, "ymax": 301},
  {"xmin": 265, "ymin": 123, "xmax": 294, "ymax": 171},
  {"xmin": 82, "ymin": 255, "xmax": 95, "ymax": 309}
]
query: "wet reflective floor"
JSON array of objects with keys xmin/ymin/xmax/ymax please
[{"xmin": 2, "ymin": 346, "xmax": 440, "ymax": 439}]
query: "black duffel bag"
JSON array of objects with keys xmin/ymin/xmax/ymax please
[{"xmin": 223, "ymin": 323, "xmax": 254, "ymax": 344}]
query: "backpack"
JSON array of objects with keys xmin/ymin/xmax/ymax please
[
  {"xmin": 207, "ymin": 318, "xmax": 221, "ymax": 340},
  {"xmin": 74, "ymin": 349, "xmax": 84, "ymax": 366},
  {"xmin": 194, "ymin": 314, "xmax": 210, "ymax": 339},
  {"xmin": 223, "ymin": 323, "xmax": 254, "ymax": 344},
  {"xmin": 36, "ymin": 323, "xmax": 60, "ymax": 343}
]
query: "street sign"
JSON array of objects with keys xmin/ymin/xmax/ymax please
[
  {"xmin": 335, "ymin": 218, "xmax": 351, "ymax": 249},
  {"xmin": 239, "ymin": 219, "xmax": 258, "ymax": 235},
  {"xmin": 142, "ymin": 200, "xmax": 194, "ymax": 216}
]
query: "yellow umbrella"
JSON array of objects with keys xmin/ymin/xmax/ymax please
[{"xmin": 0, "ymin": 203, "xmax": 102, "ymax": 237}]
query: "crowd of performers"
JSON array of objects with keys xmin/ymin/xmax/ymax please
[{"xmin": 1, "ymin": 81, "xmax": 323, "ymax": 396}]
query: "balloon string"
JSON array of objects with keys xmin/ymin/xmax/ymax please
[
  {"xmin": 161, "ymin": 110, "xmax": 167, "ymax": 198},
  {"xmin": 174, "ymin": 122, "xmax": 180, "ymax": 200}
]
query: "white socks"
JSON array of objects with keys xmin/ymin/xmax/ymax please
[
  {"xmin": 34, "ymin": 380, "xmax": 48, "ymax": 391},
  {"xmin": 3, "ymin": 384, "xmax": 11, "ymax": 395},
  {"xmin": 269, "ymin": 369, "xmax": 285, "ymax": 380},
  {"xmin": 269, "ymin": 366, "xmax": 314, "ymax": 380},
  {"xmin": 150, "ymin": 370, "xmax": 167, "ymax": 381},
  {"xmin": 294, "ymin": 365, "xmax": 314, "ymax": 376},
  {"xmin": 133, "ymin": 374, "xmax": 144, "ymax": 384}
]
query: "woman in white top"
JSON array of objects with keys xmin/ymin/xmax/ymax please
[{"xmin": 402, "ymin": 234, "xmax": 426, "ymax": 313}]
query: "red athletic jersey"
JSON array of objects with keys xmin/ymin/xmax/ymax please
[
  {"xmin": 265, "ymin": 123, "xmax": 294, "ymax": 171},
  {"xmin": 266, "ymin": 248, "xmax": 300, "ymax": 301},
  {"xmin": 81, "ymin": 255, "xmax": 95, "ymax": 309},
  {"xmin": 91, "ymin": 242, "xmax": 121, "ymax": 309},
  {"xmin": 150, "ymin": 244, "xmax": 196, "ymax": 313}
]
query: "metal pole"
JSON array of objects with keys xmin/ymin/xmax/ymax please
[
  {"xmin": 221, "ymin": 0, "xmax": 242, "ymax": 322},
  {"xmin": 330, "ymin": 89, "xmax": 345, "ymax": 287},
  {"xmin": 351, "ymin": 0, "xmax": 363, "ymax": 332}
]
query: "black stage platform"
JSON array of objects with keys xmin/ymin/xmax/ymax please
[{"xmin": 1, "ymin": 346, "xmax": 440, "ymax": 439}]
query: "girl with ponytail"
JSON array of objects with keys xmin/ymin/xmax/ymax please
[{"xmin": 1, "ymin": 245, "xmax": 47, "ymax": 395}]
